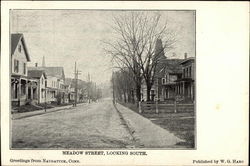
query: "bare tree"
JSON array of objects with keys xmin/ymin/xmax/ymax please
[
  {"xmin": 112, "ymin": 68, "xmax": 135, "ymax": 103},
  {"xmin": 105, "ymin": 11, "xmax": 177, "ymax": 102}
]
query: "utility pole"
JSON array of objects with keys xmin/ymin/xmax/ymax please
[
  {"xmin": 112, "ymin": 72, "xmax": 115, "ymax": 104},
  {"xmin": 74, "ymin": 62, "xmax": 81, "ymax": 107},
  {"xmin": 155, "ymin": 77, "xmax": 159, "ymax": 114},
  {"xmin": 45, "ymin": 79, "xmax": 47, "ymax": 112},
  {"xmin": 94, "ymin": 82, "xmax": 96, "ymax": 102},
  {"xmin": 74, "ymin": 62, "xmax": 77, "ymax": 107},
  {"xmin": 87, "ymin": 72, "xmax": 90, "ymax": 103}
]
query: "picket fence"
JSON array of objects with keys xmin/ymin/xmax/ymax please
[{"xmin": 139, "ymin": 100, "xmax": 195, "ymax": 113}]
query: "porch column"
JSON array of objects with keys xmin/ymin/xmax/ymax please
[
  {"xmin": 18, "ymin": 79, "xmax": 21, "ymax": 100},
  {"xmin": 31, "ymin": 84, "xmax": 33, "ymax": 100},
  {"xmin": 191, "ymin": 83, "xmax": 193, "ymax": 99},
  {"xmin": 26, "ymin": 81, "xmax": 28, "ymax": 99},
  {"xmin": 13, "ymin": 82, "xmax": 16, "ymax": 99},
  {"xmin": 177, "ymin": 84, "xmax": 179, "ymax": 94},
  {"xmin": 182, "ymin": 82, "xmax": 185, "ymax": 97},
  {"xmin": 17, "ymin": 79, "xmax": 22, "ymax": 106}
]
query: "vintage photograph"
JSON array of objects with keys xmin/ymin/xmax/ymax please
[{"xmin": 10, "ymin": 10, "xmax": 196, "ymax": 149}]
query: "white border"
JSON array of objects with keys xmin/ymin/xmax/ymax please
[{"xmin": 1, "ymin": 1, "xmax": 249, "ymax": 166}]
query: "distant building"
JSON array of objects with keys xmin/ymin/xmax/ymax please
[
  {"xmin": 10, "ymin": 33, "xmax": 38, "ymax": 106},
  {"xmin": 65, "ymin": 78, "xmax": 88, "ymax": 103}
]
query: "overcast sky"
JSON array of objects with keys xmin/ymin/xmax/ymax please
[{"xmin": 11, "ymin": 10, "xmax": 195, "ymax": 84}]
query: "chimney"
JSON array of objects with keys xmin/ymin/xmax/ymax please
[
  {"xmin": 184, "ymin": 53, "xmax": 188, "ymax": 59},
  {"xmin": 35, "ymin": 63, "xmax": 38, "ymax": 67},
  {"xmin": 42, "ymin": 56, "xmax": 46, "ymax": 67}
]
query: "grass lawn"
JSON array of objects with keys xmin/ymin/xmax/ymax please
[
  {"xmin": 12, "ymin": 101, "xmax": 86, "ymax": 114},
  {"xmin": 144, "ymin": 114, "xmax": 195, "ymax": 148},
  {"xmin": 120, "ymin": 102, "xmax": 195, "ymax": 148},
  {"xmin": 12, "ymin": 104, "xmax": 44, "ymax": 113}
]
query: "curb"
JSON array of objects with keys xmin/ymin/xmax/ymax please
[
  {"xmin": 12, "ymin": 106, "xmax": 73, "ymax": 120},
  {"xmin": 12, "ymin": 103, "xmax": 86, "ymax": 120},
  {"xmin": 113, "ymin": 103, "xmax": 144, "ymax": 148}
]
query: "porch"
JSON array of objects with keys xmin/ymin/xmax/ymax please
[{"xmin": 11, "ymin": 76, "xmax": 38, "ymax": 107}]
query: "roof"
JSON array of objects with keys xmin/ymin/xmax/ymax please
[
  {"xmin": 180, "ymin": 57, "xmax": 195, "ymax": 65},
  {"xmin": 11, "ymin": 33, "xmax": 31, "ymax": 61},
  {"xmin": 28, "ymin": 67, "xmax": 65, "ymax": 79},
  {"xmin": 175, "ymin": 77, "xmax": 194, "ymax": 82},
  {"xmin": 156, "ymin": 59, "xmax": 183, "ymax": 77},
  {"xmin": 28, "ymin": 70, "xmax": 47, "ymax": 79}
]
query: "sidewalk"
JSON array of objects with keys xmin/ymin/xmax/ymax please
[
  {"xmin": 115, "ymin": 103, "xmax": 184, "ymax": 148},
  {"xmin": 12, "ymin": 103, "xmax": 86, "ymax": 120}
]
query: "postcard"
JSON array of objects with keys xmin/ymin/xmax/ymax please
[{"xmin": 1, "ymin": 1, "xmax": 249, "ymax": 166}]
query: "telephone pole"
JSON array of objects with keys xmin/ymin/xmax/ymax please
[
  {"xmin": 74, "ymin": 62, "xmax": 81, "ymax": 107},
  {"xmin": 87, "ymin": 72, "xmax": 90, "ymax": 103},
  {"xmin": 94, "ymin": 82, "xmax": 97, "ymax": 102},
  {"xmin": 112, "ymin": 71, "xmax": 115, "ymax": 104}
]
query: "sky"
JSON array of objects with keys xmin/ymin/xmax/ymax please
[{"xmin": 11, "ymin": 10, "xmax": 195, "ymax": 84}]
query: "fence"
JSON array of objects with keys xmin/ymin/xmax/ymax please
[{"xmin": 139, "ymin": 100, "xmax": 194, "ymax": 114}]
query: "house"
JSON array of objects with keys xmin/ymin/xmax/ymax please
[
  {"xmin": 141, "ymin": 38, "xmax": 168, "ymax": 101},
  {"xmin": 65, "ymin": 78, "xmax": 75, "ymax": 103},
  {"xmin": 65, "ymin": 78, "xmax": 88, "ymax": 103},
  {"xmin": 28, "ymin": 66, "xmax": 67, "ymax": 104},
  {"xmin": 27, "ymin": 70, "xmax": 47, "ymax": 104},
  {"xmin": 154, "ymin": 53, "xmax": 195, "ymax": 103},
  {"xmin": 11, "ymin": 33, "xmax": 38, "ymax": 106},
  {"xmin": 142, "ymin": 50, "xmax": 195, "ymax": 103},
  {"xmin": 160, "ymin": 59, "xmax": 183, "ymax": 100},
  {"xmin": 175, "ymin": 56, "xmax": 195, "ymax": 102}
]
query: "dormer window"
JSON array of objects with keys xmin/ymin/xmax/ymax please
[{"xmin": 18, "ymin": 45, "xmax": 22, "ymax": 53}]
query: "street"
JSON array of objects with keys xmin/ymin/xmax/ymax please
[{"xmin": 12, "ymin": 98, "xmax": 182, "ymax": 149}]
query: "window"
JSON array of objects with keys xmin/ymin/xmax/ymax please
[
  {"xmin": 14, "ymin": 59, "xmax": 19, "ymax": 73},
  {"xmin": 18, "ymin": 45, "xmax": 22, "ymax": 53},
  {"xmin": 23, "ymin": 63, "xmax": 26, "ymax": 74},
  {"xmin": 41, "ymin": 78, "xmax": 43, "ymax": 85},
  {"xmin": 162, "ymin": 78, "xmax": 166, "ymax": 84}
]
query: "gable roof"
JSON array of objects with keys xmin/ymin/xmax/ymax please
[
  {"xmin": 28, "ymin": 67, "xmax": 65, "ymax": 79},
  {"xmin": 28, "ymin": 70, "xmax": 47, "ymax": 79},
  {"xmin": 156, "ymin": 59, "xmax": 183, "ymax": 77},
  {"xmin": 11, "ymin": 33, "xmax": 31, "ymax": 61}
]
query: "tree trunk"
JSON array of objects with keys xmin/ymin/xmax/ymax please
[
  {"xmin": 146, "ymin": 87, "xmax": 151, "ymax": 101},
  {"xmin": 127, "ymin": 90, "xmax": 131, "ymax": 103},
  {"xmin": 123, "ymin": 91, "xmax": 127, "ymax": 103},
  {"xmin": 145, "ymin": 80, "xmax": 152, "ymax": 101},
  {"xmin": 136, "ymin": 83, "xmax": 141, "ymax": 106},
  {"xmin": 131, "ymin": 90, "xmax": 135, "ymax": 104}
]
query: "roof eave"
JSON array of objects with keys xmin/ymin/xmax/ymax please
[{"xmin": 21, "ymin": 37, "xmax": 31, "ymax": 62}]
